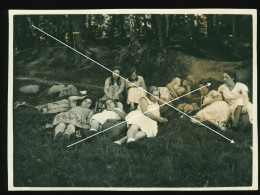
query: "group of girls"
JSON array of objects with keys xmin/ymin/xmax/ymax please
[{"xmin": 47, "ymin": 65, "xmax": 252, "ymax": 143}]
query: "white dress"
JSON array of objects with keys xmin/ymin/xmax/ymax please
[
  {"xmin": 125, "ymin": 97, "xmax": 160, "ymax": 137},
  {"xmin": 192, "ymin": 90, "xmax": 230, "ymax": 131},
  {"xmin": 218, "ymin": 83, "xmax": 253, "ymax": 124},
  {"xmin": 90, "ymin": 108, "xmax": 123, "ymax": 125},
  {"xmin": 126, "ymin": 76, "xmax": 147, "ymax": 104}
]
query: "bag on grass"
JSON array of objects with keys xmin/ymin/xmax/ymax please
[
  {"xmin": 47, "ymin": 84, "xmax": 65, "ymax": 95},
  {"xmin": 58, "ymin": 85, "xmax": 79, "ymax": 98},
  {"xmin": 19, "ymin": 85, "xmax": 39, "ymax": 94}
]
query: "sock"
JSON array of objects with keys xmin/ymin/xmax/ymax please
[{"xmin": 127, "ymin": 138, "xmax": 135, "ymax": 143}]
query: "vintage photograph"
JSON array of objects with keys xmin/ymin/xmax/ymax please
[{"xmin": 8, "ymin": 9, "xmax": 257, "ymax": 190}]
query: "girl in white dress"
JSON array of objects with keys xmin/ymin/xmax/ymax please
[
  {"xmin": 125, "ymin": 67, "xmax": 147, "ymax": 111},
  {"xmin": 114, "ymin": 86, "xmax": 168, "ymax": 145},
  {"xmin": 191, "ymin": 79, "xmax": 230, "ymax": 131},
  {"xmin": 89, "ymin": 99, "xmax": 126, "ymax": 132},
  {"xmin": 218, "ymin": 72, "xmax": 253, "ymax": 130}
]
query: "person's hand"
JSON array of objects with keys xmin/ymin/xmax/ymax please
[
  {"xmin": 242, "ymin": 105, "xmax": 247, "ymax": 113},
  {"xmin": 201, "ymin": 103, "xmax": 207, "ymax": 108},
  {"xmin": 159, "ymin": 117, "xmax": 168, "ymax": 124},
  {"xmin": 107, "ymin": 107, "xmax": 115, "ymax": 111}
]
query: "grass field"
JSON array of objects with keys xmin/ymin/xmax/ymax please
[{"xmin": 12, "ymin": 78, "xmax": 253, "ymax": 188}]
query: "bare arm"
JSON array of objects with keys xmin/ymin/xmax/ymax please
[
  {"xmin": 167, "ymin": 83, "xmax": 178, "ymax": 98},
  {"xmin": 242, "ymin": 90, "xmax": 249, "ymax": 106},
  {"xmin": 104, "ymin": 78, "xmax": 113, "ymax": 99},
  {"xmin": 68, "ymin": 96, "xmax": 86, "ymax": 109},
  {"xmin": 185, "ymin": 85, "xmax": 192, "ymax": 99},
  {"xmin": 114, "ymin": 78, "xmax": 125, "ymax": 97},
  {"xmin": 139, "ymin": 97, "xmax": 168, "ymax": 123},
  {"xmin": 108, "ymin": 108, "xmax": 126, "ymax": 120},
  {"xmin": 202, "ymin": 92, "xmax": 222, "ymax": 107},
  {"xmin": 139, "ymin": 76, "xmax": 147, "ymax": 91}
]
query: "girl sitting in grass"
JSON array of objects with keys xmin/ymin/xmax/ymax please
[
  {"xmin": 125, "ymin": 67, "xmax": 147, "ymax": 111},
  {"xmin": 218, "ymin": 71, "xmax": 253, "ymax": 131}
]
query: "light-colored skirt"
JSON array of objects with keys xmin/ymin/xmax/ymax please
[
  {"xmin": 127, "ymin": 87, "xmax": 147, "ymax": 104},
  {"xmin": 126, "ymin": 109, "xmax": 159, "ymax": 137},
  {"xmin": 191, "ymin": 101, "xmax": 231, "ymax": 131}
]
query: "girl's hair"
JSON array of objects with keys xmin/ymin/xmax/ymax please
[
  {"xmin": 104, "ymin": 98, "xmax": 117, "ymax": 109},
  {"xmin": 78, "ymin": 96, "xmax": 94, "ymax": 109},
  {"xmin": 184, "ymin": 75, "xmax": 194, "ymax": 85},
  {"xmin": 148, "ymin": 86, "xmax": 160, "ymax": 98},
  {"xmin": 111, "ymin": 66, "xmax": 121, "ymax": 86},
  {"xmin": 225, "ymin": 71, "xmax": 237, "ymax": 83},
  {"xmin": 128, "ymin": 67, "xmax": 138, "ymax": 82},
  {"xmin": 199, "ymin": 79, "xmax": 212, "ymax": 90}
]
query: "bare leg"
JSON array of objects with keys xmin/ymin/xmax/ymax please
[
  {"xmin": 54, "ymin": 123, "xmax": 66, "ymax": 140},
  {"xmin": 63, "ymin": 124, "xmax": 76, "ymax": 140},
  {"xmin": 134, "ymin": 131, "xmax": 146, "ymax": 141},
  {"xmin": 114, "ymin": 136, "xmax": 128, "ymax": 145},
  {"xmin": 233, "ymin": 105, "xmax": 242, "ymax": 127},
  {"xmin": 130, "ymin": 102, "xmax": 135, "ymax": 110},
  {"xmin": 127, "ymin": 124, "xmax": 140, "ymax": 142},
  {"xmin": 90, "ymin": 119, "xmax": 101, "ymax": 131}
]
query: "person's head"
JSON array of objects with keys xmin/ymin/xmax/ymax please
[
  {"xmin": 111, "ymin": 66, "xmax": 121, "ymax": 79},
  {"xmin": 148, "ymin": 86, "xmax": 160, "ymax": 103},
  {"xmin": 182, "ymin": 75, "xmax": 194, "ymax": 86},
  {"xmin": 95, "ymin": 98, "xmax": 106, "ymax": 113},
  {"xmin": 105, "ymin": 99, "xmax": 117, "ymax": 110},
  {"xmin": 223, "ymin": 71, "xmax": 237, "ymax": 85},
  {"xmin": 81, "ymin": 97, "xmax": 93, "ymax": 108},
  {"xmin": 198, "ymin": 79, "xmax": 211, "ymax": 95},
  {"xmin": 128, "ymin": 67, "xmax": 137, "ymax": 82}
]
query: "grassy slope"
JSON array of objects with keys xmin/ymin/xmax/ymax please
[{"xmin": 12, "ymin": 44, "xmax": 253, "ymax": 188}]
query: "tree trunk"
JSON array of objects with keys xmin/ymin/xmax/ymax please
[
  {"xmin": 215, "ymin": 14, "xmax": 220, "ymax": 40},
  {"xmin": 71, "ymin": 15, "xmax": 92, "ymax": 65},
  {"xmin": 232, "ymin": 15, "xmax": 239, "ymax": 56},
  {"xmin": 108, "ymin": 15, "xmax": 116, "ymax": 40},
  {"xmin": 86, "ymin": 15, "xmax": 94, "ymax": 40},
  {"xmin": 156, "ymin": 15, "xmax": 166, "ymax": 53},
  {"xmin": 151, "ymin": 15, "xmax": 157, "ymax": 37},
  {"xmin": 118, "ymin": 15, "xmax": 125, "ymax": 37},
  {"xmin": 207, "ymin": 15, "xmax": 214, "ymax": 39},
  {"xmin": 165, "ymin": 15, "xmax": 170, "ymax": 39},
  {"xmin": 135, "ymin": 15, "xmax": 140, "ymax": 36}
]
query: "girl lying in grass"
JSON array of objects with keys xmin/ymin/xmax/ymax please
[
  {"xmin": 190, "ymin": 79, "xmax": 230, "ymax": 131},
  {"xmin": 114, "ymin": 86, "xmax": 168, "ymax": 145},
  {"xmin": 89, "ymin": 99, "xmax": 126, "ymax": 132},
  {"xmin": 53, "ymin": 96, "xmax": 94, "ymax": 141}
]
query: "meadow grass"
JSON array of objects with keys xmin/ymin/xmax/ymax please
[{"xmin": 12, "ymin": 80, "xmax": 252, "ymax": 188}]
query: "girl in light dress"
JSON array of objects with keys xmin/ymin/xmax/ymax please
[
  {"xmin": 191, "ymin": 79, "xmax": 230, "ymax": 131},
  {"xmin": 89, "ymin": 99, "xmax": 126, "ymax": 132},
  {"xmin": 159, "ymin": 76, "xmax": 194, "ymax": 102},
  {"xmin": 103, "ymin": 66, "xmax": 125, "ymax": 102},
  {"xmin": 218, "ymin": 71, "xmax": 253, "ymax": 130},
  {"xmin": 114, "ymin": 86, "xmax": 168, "ymax": 145},
  {"xmin": 53, "ymin": 96, "xmax": 94, "ymax": 141},
  {"xmin": 125, "ymin": 67, "xmax": 147, "ymax": 111}
]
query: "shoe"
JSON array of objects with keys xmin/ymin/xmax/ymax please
[
  {"xmin": 54, "ymin": 131, "xmax": 63, "ymax": 141},
  {"xmin": 114, "ymin": 140, "xmax": 122, "ymax": 145}
]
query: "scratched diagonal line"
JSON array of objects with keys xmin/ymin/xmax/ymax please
[{"xmin": 32, "ymin": 25, "xmax": 234, "ymax": 144}]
